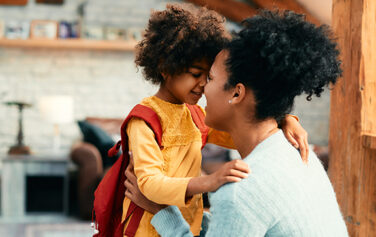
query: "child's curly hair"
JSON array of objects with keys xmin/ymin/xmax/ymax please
[
  {"xmin": 225, "ymin": 10, "xmax": 342, "ymax": 121},
  {"xmin": 135, "ymin": 3, "xmax": 230, "ymax": 84}
]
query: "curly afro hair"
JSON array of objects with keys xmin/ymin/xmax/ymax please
[
  {"xmin": 224, "ymin": 10, "xmax": 342, "ymax": 121},
  {"xmin": 135, "ymin": 3, "xmax": 230, "ymax": 85}
]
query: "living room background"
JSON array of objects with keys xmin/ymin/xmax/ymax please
[{"xmin": 0, "ymin": 0, "xmax": 332, "ymax": 156}]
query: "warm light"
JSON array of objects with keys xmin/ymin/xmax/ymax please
[
  {"xmin": 38, "ymin": 96, "xmax": 74, "ymax": 124},
  {"xmin": 38, "ymin": 95, "xmax": 74, "ymax": 153}
]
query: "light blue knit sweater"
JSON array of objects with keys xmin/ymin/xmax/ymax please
[{"xmin": 151, "ymin": 130, "xmax": 348, "ymax": 236}]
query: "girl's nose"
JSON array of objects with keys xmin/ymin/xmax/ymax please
[{"xmin": 199, "ymin": 76, "xmax": 207, "ymax": 87}]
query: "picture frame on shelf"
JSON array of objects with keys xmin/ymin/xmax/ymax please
[
  {"xmin": 5, "ymin": 20, "xmax": 30, "ymax": 39},
  {"xmin": 30, "ymin": 20, "xmax": 58, "ymax": 39},
  {"xmin": 58, "ymin": 21, "xmax": 80, "ymax": 39},
  {"xmin": 82, "ymin": 25, "xmax": 104, "ymax": 40},
  {"xmin": 104, "ymin": 26, "xmax": 127, "ymax": 41}
]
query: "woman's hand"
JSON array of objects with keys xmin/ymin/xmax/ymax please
[
  {"xmin": 124, "ymin": 152, "xmax": 166, "ymax": 214},
  {"xmin": 281, "ymin": 115, "xmax": 309, "ymax": 163},
  {"xmin": 186, "ymin": 159, "xmax": 250, "ymax": 198}
]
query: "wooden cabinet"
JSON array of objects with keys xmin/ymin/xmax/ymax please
[{"xmin": 1, "ymin": 154, "xmax": 73, "ymax": 220}]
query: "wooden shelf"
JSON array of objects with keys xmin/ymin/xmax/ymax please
[{"xmin": 0, "ymin": 38, "xmax": 137, "ymax": 51}]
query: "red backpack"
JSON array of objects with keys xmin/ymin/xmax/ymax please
[{"xmin": 93, "ymin": 104, "xmax": 209, "ymax": 237}]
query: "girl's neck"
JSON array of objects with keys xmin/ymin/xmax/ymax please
[
  {"xmin": 229, "ymin": 117, "xmax": 279, "ymax": 159},
  {"xmin": 155, "ymin": 86, "xmax": 183, "ymax": 104}
]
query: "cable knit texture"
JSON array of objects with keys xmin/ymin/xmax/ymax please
[{"xmin": 151, "ymin": 130, "xmax": 349, "ymax": 237}]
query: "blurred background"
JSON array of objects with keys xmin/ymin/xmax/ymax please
[{"xmin": 0, "ymin": 0, "xmax": 332, "ymax": 236}]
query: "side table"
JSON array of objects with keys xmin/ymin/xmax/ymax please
[{"xmin": 1, "ymin": 154, "xmax": 71, "ymax": 220}]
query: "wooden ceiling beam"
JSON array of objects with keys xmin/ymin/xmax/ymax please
[
  {"xmin": 185, "ymin": 0, "xmax": 257, "ymax": 23},
  {"xmin": 249, "ymin": 0, "xmax": 321, "ymax": 25}
]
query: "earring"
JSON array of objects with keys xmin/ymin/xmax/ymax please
[{"xmin": 228, "ymin": 100, "xmax": 232, "ymax": 104}]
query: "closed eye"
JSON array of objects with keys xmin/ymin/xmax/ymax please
[
  {"xmin": 206, "ymin": 74, "xmax": 212, "ymax": 82},
  {"xmin": 190, "ymin": 72, "xmax": 202, "ymax": 78}
]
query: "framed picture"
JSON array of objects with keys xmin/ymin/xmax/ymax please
[
  {"xmin": 82, "ymin": 25, "xmax": 104, "ymax": 40},
  {"xmin": 30, "ymin": 20, "xmax": 58, "ymax": 39},
  {"xmin": 104, "ymin": 27, "xmax": 127, "ymax": 41},
  {"xmin": 58, "ymin": 21, "xmax": 79, "ymax": 39},
  {"xmin": 5, "ymin": 21, "xmax": 30, "ymax": 39},
  {"xmin": 0, "ymin": 0, "xmax": 28, "ymax": 5}
]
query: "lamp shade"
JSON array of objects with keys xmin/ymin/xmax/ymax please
[{"xmin": 38, "ymin": 96, "xmax": 74, "ymax": 124}]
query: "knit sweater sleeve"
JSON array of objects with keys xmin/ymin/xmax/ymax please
[
  {"xmin": 127, "ymin": 118, "xmax": 191, "ymax": 207},
  {"xmin": 151, "ymin": 186, "xmax": 269, "ymax": 237}
]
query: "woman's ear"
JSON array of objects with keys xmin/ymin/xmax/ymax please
[
  {"xmin": 230, "ymin": 83, "xmax": 246, "ymax": 105},
  {"xmin": 161, "ymin": 72, "xmax": 167, "ymax": 81}
]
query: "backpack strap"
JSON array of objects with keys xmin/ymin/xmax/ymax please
[
  {"xmin": 186, "ymin": 104, "xmax": 209, "ymax": 149},
  {"xmin": 120, "ymin": 104, "xmax": 163, "ymax": 237},
  {"xmin": 108, "ymin": 104, "xmax": 163, "ymax": 158},
  {"xmin": 100, "ymin": 104, "xmax": 162, "ymax": 237}
]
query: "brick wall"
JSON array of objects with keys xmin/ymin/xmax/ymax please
[{"xmin": 0, "ymin": 0, "xmax": 331, "ymax": 156}]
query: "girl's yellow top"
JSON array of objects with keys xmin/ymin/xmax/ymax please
[{"xmin": 122, "ymin": 96, "xmax": 234, "ymax": 236}]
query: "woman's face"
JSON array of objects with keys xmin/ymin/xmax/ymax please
[
  {"xmin": 164, "ymin": 59, "xmax": 210, "ymax": 105},
  {"xmin": 204, "ymin": 50, "xmax": 234, "ymax": 131}
]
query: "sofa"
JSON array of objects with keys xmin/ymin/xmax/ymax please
[{"xmin": 70, "ymin": 117, "xmax": 123, "ymax": 219}]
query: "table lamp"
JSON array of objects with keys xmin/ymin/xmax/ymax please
[
  {"xmin": 5, "ymin": 101, "xmax": 32, "ymax": 155},
  {"xmin": 38, "ymin": 96, "xmax": 74, "ymax": 153}
]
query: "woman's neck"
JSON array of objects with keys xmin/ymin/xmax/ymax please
[{"xmin": 229, "ymin": 117, "xmax": 279, "ymax": 159}]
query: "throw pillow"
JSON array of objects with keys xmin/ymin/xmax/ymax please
[{"xmin": 77, "ymin": 120, "xmax": 119, "ymax": 168}]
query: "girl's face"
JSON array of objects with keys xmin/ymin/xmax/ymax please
[
  {"xmin": 204, "ymin": 50, "xmax": 233, "ymax": 131},
  {"xmin": 163, "ymin": 59, "xmax": 210, "ymax": 105}
]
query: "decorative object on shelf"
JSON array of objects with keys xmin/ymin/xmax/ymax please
[
  {"xmin": 4, "ymin": 101, "xmax": 32, "ymax": 155},
  {"xmin": 0, "ymin": 0, "xmax": 28, "ymax": 5},
  {"xmin": 30, "ymin": 20, "xmax": 58, "ymax": 39},
  {"xmin": 5, "ymin": 20, "xmax": 29, "ymax": 39},
  {"xmin": 36, "ymin": 0, "xmax": 63, "ymax": 4},
  {"xmin": 104, "ymin": 26, "xmax": 127, "ymax": 41},
  {"xmin": 38, "ymin": 95, "xmax": 74, "ymax": 153},
  {"xmin": 82, "ymin": 24, "xmax": 104, "ymax": 40},
  {"xmin": 58, "ymin": 20, "xmax": 80, "ymax": 39},
  {"xmin": 58, "ymin": 21, "xmax": 70, "ymax": 39}
]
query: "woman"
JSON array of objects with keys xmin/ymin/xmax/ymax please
[{"xmin": 125, "ymin": 10, "xmax": 348, "ymax": 236}]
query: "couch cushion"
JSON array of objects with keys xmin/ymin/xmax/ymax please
[{"xmin": 77, "ymin": 120, "xmax": 119, "ymax": 168}]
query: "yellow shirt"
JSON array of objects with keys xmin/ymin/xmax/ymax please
[{"xmin": 122, "ymin": 96, "xmax": 234, "ymax": 237}]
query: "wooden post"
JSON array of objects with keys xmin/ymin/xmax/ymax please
[{"xmin": 328, "ymin": 0, "xmax": 376, "ymax": 236}]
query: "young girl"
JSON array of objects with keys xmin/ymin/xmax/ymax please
[{"xmin": 122, "ymin": 4, "xmax": 308, "ymax": 236}]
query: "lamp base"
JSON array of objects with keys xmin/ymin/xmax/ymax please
[{"xmin": 8, "ymin": 145, "xmax": 31, "ymax": 155}]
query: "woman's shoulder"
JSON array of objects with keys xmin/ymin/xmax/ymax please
[{"xmin": 209, "ymin": 168, "xmax": 274, "ymax": 204}]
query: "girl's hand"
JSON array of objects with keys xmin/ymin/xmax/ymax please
[
  {"xmin": 206, "ymin": 159, "xmax": 250, "ymax": 192},
  {"xmin": 124, "ymin": 152, "xmax": 166, "ymax": 214},
  {"xmin": 186, "ymin": 159, "xmax": 250, "ymax": 198},
  {"xmin": 281, "ymin": 115, "xmax": 309, "ymax": 163}
]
